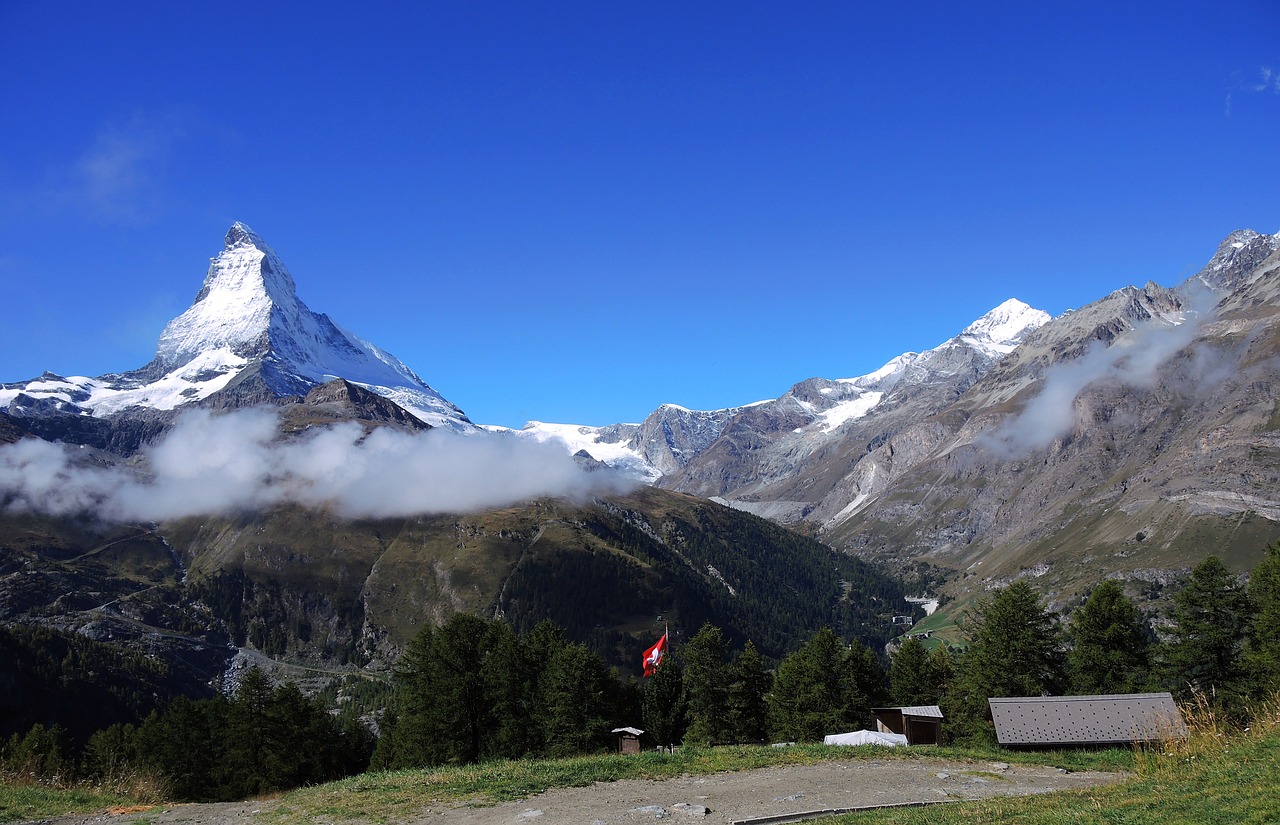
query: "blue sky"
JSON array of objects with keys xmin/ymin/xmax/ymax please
[{"xmin": 2, "ymin": 2, "xmax": 1277, "ymax": 429}]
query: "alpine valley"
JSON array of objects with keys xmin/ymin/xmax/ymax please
[
  {"xmin": 3, "ymin": 223, "xmax": 1280, "ymax": 736},
  {"xmin": 0, "ymin": 225, "xmax": 909, "ymax": 739}
]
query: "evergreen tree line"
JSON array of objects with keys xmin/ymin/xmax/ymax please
[
  {"xmin": 373, "ymin": 614, "xmax": 640, "ymax": 767},
  {"xmin": 933, "ymin": 548, "xmax": 1280, "ymax": 742},
  {"xmin": 0, "ymin": 624, "xmax": 199, "ymax": 744},
  {"xmin": 7, "ymin": 545, "xmax": 1278, "ymax": 796},
  {"xmin": 642, "ymin": 624, "xmax": 891, "ymax": 748},
  {"xmin": 0, "ymin": 668, "xmax": 373, "ymax": 801},
  {"xmin": 373, "ymin": 613, "xmax": 893, "ymax": 764},
  {"xmin": 643, "ymin": 547, "xmax": 1280, "ymax": 749}
]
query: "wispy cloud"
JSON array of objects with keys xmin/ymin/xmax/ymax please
[
  {"xmin": 1251, "ymin": 66, "xmax": 1280, "ymax": 93},
  {"xmin": 0, "ymin": 408, "xmax": 633, "ymax": 521},
  {"xmin": 10, "ymin": 112, "xmax": 187, "ymax": 224},
  {"xmin": 980, "ymin": 293, "xmax": 1217, "ymax": 457},
  {"xmin": 1226, "ymin": 65, "xmax": 1280, "ymax": 115}
]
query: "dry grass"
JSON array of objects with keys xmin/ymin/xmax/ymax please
[{"xmin": 0, "ymin": 766, "xmax": 169, "ymax": 822}]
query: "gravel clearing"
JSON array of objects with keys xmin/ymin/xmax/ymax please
[{"xmin": 23, "ymin": 757, "xmax": 1125, "ymax": 825}]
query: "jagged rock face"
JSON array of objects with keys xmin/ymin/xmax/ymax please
[
  {"xmin": 0, "ymin": 223, "xmax": 472, "ymax": 435},
  {"xmin": 813, "ymin": 233, "xmax": 1280, "ymax": 605},
  {"xmin": 638, "ymin": 231, "xmax": 1280, "ymax": 606},
  {"xmin": 276, "ymin": 378, "xmax": 434, "ymax": 433},
  {"xmin": 1192, "ymin": 229, "xmax": 1280, "ymax": 293},
  {"xmin": 658, "ymin": 299, "xmax": 1051, "ymax": 522},
  {"xmin": 626, "ymin": 404, "xmax": 746, "ymax": 476}
]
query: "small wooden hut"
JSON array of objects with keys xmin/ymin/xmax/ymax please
[
  {"xmin": 871, "ymin": 705, "xmax": 943, "ymax": 745},
  {"xmin": 612, "ymin": 727, "xmax": 644, "ymax": 754}
]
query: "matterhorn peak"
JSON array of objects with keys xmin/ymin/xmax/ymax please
[
  {"xmin": 0, "ymin": 223, "xmax": 473, "ymax": 430},
  {"xmin": 225, "ymin": 221, "xmax": 267, "ymax": 249},
  {"xmin": 157, "ymin": 222, "xmax": 303, "ymax": 367}
]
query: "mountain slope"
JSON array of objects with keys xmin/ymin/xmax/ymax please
[
  {"xmin": 815, "ymin": 231, "xmax": 1280, "ymax": 606},
  {"xmin": 0, "ymin": 223, "xmax": 471, "ymax": 432},
  {"xmin": 0, "ymin": 477, "xmax": 913, "ymax": 702},
  {"xmin": 529, "ymin": 229, "xmax": 1280, "ymax": 612}
]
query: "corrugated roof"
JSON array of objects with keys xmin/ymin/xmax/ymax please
[
  {"xmin": 872, "ymin": 705, "xmax": 944, "ymax": 718},
  {"xmin": 988, "ymin": 693, "xmax": 1186, "ymax": 747}
]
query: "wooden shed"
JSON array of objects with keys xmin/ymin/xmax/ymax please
[
  {"xmin": 871, "ymin": 705, "xmax": 943, "ymax": 745},
  {"xmin": 612, "ymin": 727, "xmax": 644, "ymax": 754}
]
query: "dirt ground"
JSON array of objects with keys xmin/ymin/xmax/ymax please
[{"xmin": 24, "ymin": 757, "xmax": 1125, "ymax": 825}]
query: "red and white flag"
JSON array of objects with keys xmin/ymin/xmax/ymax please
[{"xmin": 642, "ymin": 632, "xmax": 668, "ymax": 677}]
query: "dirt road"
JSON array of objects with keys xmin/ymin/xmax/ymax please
[{"xmin": 25, "ymin": 757, "xmax": 1124, "ymax": 825}]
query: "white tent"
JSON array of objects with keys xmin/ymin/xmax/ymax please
[{"xmin": 822, "ymin": 730, "xmax": 909, "ymax": 747}]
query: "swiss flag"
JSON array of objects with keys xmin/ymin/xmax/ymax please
[{"xmin": 642, "ymin": 632, "xmax": 668, "ymax": 677}]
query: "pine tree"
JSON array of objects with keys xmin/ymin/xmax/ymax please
[
  {"xmin": 483, "ymin": 620, "xmax": 538, "ymax": 759},
  {"xmin": 536, "ymin": 643, "xmax": 617, "ymax": 757},
  {"xmin": 378, "ymin": 623, "xmax": 437, "ymax": 768},
  {"xmin": 380, "ymin": 613, "xmax": 502, "ymax": 767},
  {"xmin": 727, "ymin": 641, "xmax": 772, "ymax": 744},
  {"xmin": 642, "ymin": 657, "xmax": 686, "ymax": 749},
  {"xmin": 842, "ymin": 640, "xmax": 888, "ymax": 729},
  {"xmin": 942, "ymin": 581, "xmax": 1067, "ymax": 743},
  {"xmin": 682, "ymin": 623, "xmax": 732, "ymax": 746},
  {"xmin": 768, "ymin": 628, "xmax": 847, "ymax": 742},
  {"xmin": 1, "ymin": 723, "xmax": 73, "ymax": 781},
  {"xmin": 263, "ymin": 681, "xmax": 340, "ymax": 791},
  {"xmin": 1067, "ymin": 580, "xmax": 1152, "ymax": 694},
  {"xmin": 83, "ymin": 723, "xmax": 136, "ymax": 784},
  {"xmin": 1163, "ymin": 555, "xmax": 1250, "ymax": 705},
  {"xmin": 926, "ymin": 645, "xmax": 956, "ymax": 702},
  {"xmin": 222, "ymin": 668, "xmax": 275, "ymax": 796},
  {"xmin": 133, "ymin": 696, "xmax": 226, "ymax": 801},
  {"xmin": 1245, "ymin": 542, "xmax": 1280, "ymax": 696},
  {"xmin": 890, "ymin": 638, "xmax": 936, "ymax": 705}
]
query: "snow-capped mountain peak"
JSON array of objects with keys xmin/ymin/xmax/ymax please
[
  {"xmin": 957, "ymin": 298, "xmax": 1051, "ymax": 357},
  {"xmin": 2, "ymin": 224, "xmax": 472, "ymax": 430},
  {"xmin": 156, "ymin": 222, "xmax": 304, "ymax": 368}
]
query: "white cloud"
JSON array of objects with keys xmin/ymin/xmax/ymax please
[
  {"xmin": 981, "ymin": 296, "xmax": 1214, "ymax": 457},
  {"xmin": 0, "ymin": 408, "xmax": 634, "ymax": 522}
]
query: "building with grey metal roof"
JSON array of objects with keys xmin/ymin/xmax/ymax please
[{"xmin": 988, "ymin": 693, "xmax": 1187, "ymax": 748}]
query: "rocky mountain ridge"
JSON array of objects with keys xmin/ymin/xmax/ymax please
[
  {"xmin": 681, "ymin": 229, "xmax": 1280, "ymax": 607},
  {"xmin": 658, "ymin": 298, "xmax": 1051, "ymax": 519},
  {"xmin": 514, "ymin": 299, "xmax": 1050, "ymax": 486},
  {"xmin": 523, "ymin": 227, "xmax": 1280, "ymax": 610}
]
